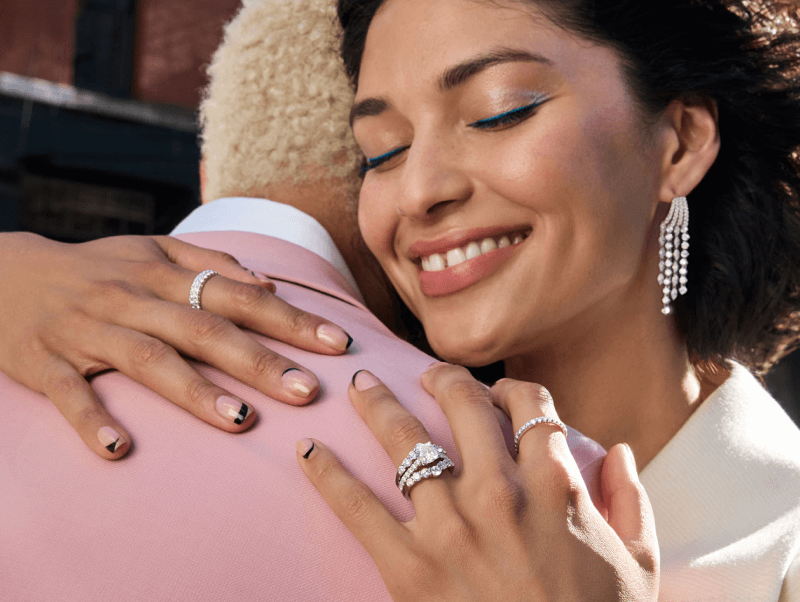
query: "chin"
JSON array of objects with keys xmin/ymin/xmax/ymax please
[{"xmin": 426, "ymin": 325, "xmax": 508, "ymax": 368}]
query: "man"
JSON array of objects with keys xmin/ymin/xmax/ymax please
[{"xmin": 0, "ymin": 0, "xmax": 608, "ymax": 599}]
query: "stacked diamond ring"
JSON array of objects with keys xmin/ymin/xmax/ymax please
[{"xmin": 396, "ymin": 441, "xmax": 454, "ymax": 497}]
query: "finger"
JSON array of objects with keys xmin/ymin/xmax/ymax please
[
  {"xmin": 154, "ymin": 235, "xmax": 276, "ymax": 292},
  {"xmin": 489, "ymin": 378, "xmax": 564, "ymax": 461},
  {"xmin": 350, "ymin": 370, "xmax": 454, "ymax": 507},
  {"xmin": 41, "ymin": 357, "xmax": 131, "ymax": 460},
  {"xmin": 420, "ymin": 363, "xmax": 510, "ymax": 474},
  {"xmin": 601, "ymin": 443, "xmax": 659, "ymax": 574},
  {"xmin": 296, "ymin": 438, "xmax": 406, "ymax": 563},
  {"xmin": 161, "ymin": 267, "xmax": 353, "ymax": 355},
  {"xmin": 93, "ymin": 324, "xmax": 258, "ymax": 432},
  {"xmin": 121, "ymin": 299, "xmax": 320, "ymax": 405}
]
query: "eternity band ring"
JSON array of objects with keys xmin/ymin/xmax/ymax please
[
  {"xmin": 400, "ymin": 457, "xmax": 455, "ymax": 498},
  {"xmin": 189, "ymin": 270, "xmax": 220, "ymax": 310},
  {"xmin": 514, "ymin": 416, "xmax": 569, "ymax": 454}
]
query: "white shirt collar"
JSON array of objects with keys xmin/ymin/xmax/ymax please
[{"xmin": 171, "ymin": 197, "xmax": 360, "ymax": 295}]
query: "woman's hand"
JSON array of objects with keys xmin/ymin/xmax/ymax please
[
  {"xmin": 297, "ymin": 364, "xmax": 659, "ymax": 602},
  {"xmin": 0, "ymin": 232, "xmax": 353, "ymax": 460}
]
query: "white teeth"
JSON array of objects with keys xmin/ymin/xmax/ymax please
[
  {"xmin": 480, "ymin": 238, "xmax": 497, "ymax": 254},
  {"xmin": 428, "ymin": 253, "xmax": 446, "ymax": 271},
  {"xmin": 420, "ymin": 232, "xmax": 527, "ymax": 271},
  {"xmin": 465, "ymin": 242, "xmax": 481, "ymax": 260},
  {"xmin": 446, "ymin": 247, "xmax": 467, "ymax": 267}
]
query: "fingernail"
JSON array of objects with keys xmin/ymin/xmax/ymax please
[
  {"xmin": 97, "ymin": 426, "xmax": 125, "ymax": 453},
  {"xmin": 251, "ymin": 271, "xmax": 277, "ymax": 292},
  {"xmin": 316, "ymin": 324, "xmax": 353, "ymax": 352},
  {"xmin": 622, "ymin": 443, "xmax": 638, "ymax": 477},
  {"xmin": 282, "ymin": 368, "xmax": 317, "ymax": 398},
  {"xmin": 296, "ymin": 438, "xmax": 315, "ymax": 459},
  {"xmin": 352, "ymin": 370, "xmax": 380, "ymax": 391},
  {"xmin": 424, "ymin": 361, "xmax": 449, "ymax": 372},
  {"xmin": 216, "ymin": 396, "xmax": 253, "ymax": 425}
]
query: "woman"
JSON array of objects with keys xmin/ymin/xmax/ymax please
[
  {"xmin": 3, "ymin": 0, "xmax": 800, "ymax": 599},
  {"xmin": 292, "ymin": 0, "xmax": 800, "ymax": 599}
]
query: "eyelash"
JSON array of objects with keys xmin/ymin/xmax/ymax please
[
  {"xmin": 468, "ymin": 99, "xmax": 546, "ymax": 130},
  {"xmin": 361, "ymin": 98, "xmax": 547, "ymax": 174}
]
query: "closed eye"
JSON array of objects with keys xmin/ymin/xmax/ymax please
[
  {"xmin": 362, "ymin": 146, "xmax": 411, "ymax": 175},
  {"xmin": 468, "ymin": 99, "xmax": 547, "ymax": 130}
]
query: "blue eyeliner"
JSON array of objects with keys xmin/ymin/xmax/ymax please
[
  {"xmin": 362, "ymin": 146, "xmax": 409, "ymax": 174},
  {"xmin": 468, "ymin": 98, "xmax": 547, "ymax": 129}
]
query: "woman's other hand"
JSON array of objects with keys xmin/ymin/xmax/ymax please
[
  {"xmin": 0, "ymin": 232, "xmax": 353, "ymax": 460},
  {"xmin": 298, "ymin": 364, "xmax": 659, "ymax": 602}
]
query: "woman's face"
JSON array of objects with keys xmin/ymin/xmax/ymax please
[{"xmin": 353, "ymin": 0, "xmax": 666, "ymax": 365}]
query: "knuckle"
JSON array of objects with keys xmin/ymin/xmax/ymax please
[
  {"xmin": 540, "ymin": 459, "xmax": 582, "ymax": 510},
  {"xmin": 185, "ymin": 311, "xmax": 231, "ymax": 344},
  {"xmin": 129, "ymin": 338, "xmax": 172, "ymax": 370},
  {"xmin": 340, "ymin": 482, "xmax": 375, "ymax": 526},
  {"xmin": 46, "ymin": 370, "xmax": 86, "ymax": 399},
  {"xmin": 398, "ymin": 553, "xmax": 438, "ymax": 586},
  {"xmin": 284, "ymin": 307, "xmax": 319, "ymax": 336},
  {"xmin": 217, "ymin": 251, "xmax": 240, "ymax": 266},
  {"xmin": 247, "ymin": 349, "xmax": 282, "ymax": 380},
  {"xmin": 228, "ymin": 281, "xmax": 267, "ymax": 312},
  {"xmin": 91, "ymin": 279, "xmax": 138, "ymax": 307},
  {"xmin": 507, "ymin": 382, "xmax": 554, "ymax": 409},
  {"xmin": 184, "ymin": 378, "xmax": 218, "ymax": 407},
  {"xmin": 437, "ymin": 515, "xmax": 473, "ymax": 552},
  {"xmin": 385, "ymin": 414, "xmax": 428, "ymax": 450},
  {"xmin": 479, "ymin": 477, "xmax": 529, "ymax": 520},
  {"xmin": 445, "ymin": 380, "xmax": 491, "ymax": 407},
  {"xmin": 76, "ymin": 405, "xmax": 106, "ymax": 428}
]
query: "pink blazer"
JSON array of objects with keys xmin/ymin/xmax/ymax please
[{"xmin": 0, "ymin": 231, "xmax": 606, "ymax": 601}]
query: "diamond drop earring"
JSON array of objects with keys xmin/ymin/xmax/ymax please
[{"xmin": 658, "ymin": 196, "xmax": 689, "ymax": 315}]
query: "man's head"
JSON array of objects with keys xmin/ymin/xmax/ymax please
[
  {"xmin": 200, "ymin": 0, "xmax": 361, "ymax": 208},
  {"xmin": 199, "ymin": 0, "xmax": 423, "ymax": 340}
]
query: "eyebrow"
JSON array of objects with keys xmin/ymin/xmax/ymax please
[{"xmin": 349, "ymin": 47, "xmax": 552, "ymax": 127}]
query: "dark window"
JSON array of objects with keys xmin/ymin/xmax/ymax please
[{"xmin": 73, "ymin": 0, "xmax": 138, "ymax": 97}]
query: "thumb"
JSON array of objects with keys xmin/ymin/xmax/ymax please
[{"xmin": 601, "ymin": 443, "xmax": 659, "ymax": 572}]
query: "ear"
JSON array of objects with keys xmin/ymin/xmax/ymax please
[
  {"xmin": 657, "ymin": 98, "xmax": 720, "ymax": 202},
  {"xmin": 199, "ymin": 158, "xmax": 210, "ymax": 204}
]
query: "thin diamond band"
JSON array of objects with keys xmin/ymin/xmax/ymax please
[
  {"xmin": 189, "ymin": 270, "xmax": 219, "ymax": 310},
  {"xmin": 514, "ymin": 417, "xmax": 568, "ymax": 454}
]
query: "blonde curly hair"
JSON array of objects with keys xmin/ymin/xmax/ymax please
[{"xmin": 200, "ymin": 0, "xmax": 360, "ymax": 202}]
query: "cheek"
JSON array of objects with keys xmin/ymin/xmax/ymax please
[{"xmin": 358, "ymin": 182, "xmax": 397, "ymax": 262}]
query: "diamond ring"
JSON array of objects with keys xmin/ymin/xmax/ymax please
[
  {"xmin": 396, "ymin": 441, "xmax": 454, "ymax": 497},
  {"xmin": 514, "ymin": 416, "xmax": 568, "ymax": 454},
  {"xmin": 189, "ymin": 270, "xmax": 219, "ymax": 310}
]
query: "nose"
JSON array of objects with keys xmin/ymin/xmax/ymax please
[{"xmin": 395, "ymin": 136, "xmax": 473, "ymax": 221}]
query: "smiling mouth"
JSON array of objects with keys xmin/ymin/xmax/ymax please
[{"xmin": 419, "ymin": 230, "xmax": 531, "ymax": 272}]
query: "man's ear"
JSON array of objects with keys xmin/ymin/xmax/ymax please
[
  {"xmin": 200, "ymin": 158, "xmax": 209, "ymax": 204},
  {"xmin": 657, "ymin": 98, "xmax": 721, "ymax": 202}
]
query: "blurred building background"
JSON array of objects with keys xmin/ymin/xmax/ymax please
[
  {"xmin": 0, "ymin": 0, "xmax": 797, "ymax": 421},
  {"xmin": 0, "ymin": 0, "xmax": 240, "ymax": 240}
]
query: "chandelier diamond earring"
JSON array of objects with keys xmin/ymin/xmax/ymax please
[{"xmin": 658, "ymin": 196, "xmax": 689, "ymax": 315}]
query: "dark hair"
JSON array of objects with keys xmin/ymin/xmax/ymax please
[{"xmin": 337, "ymin": 0, "xmax": 800, "ymax": 375}]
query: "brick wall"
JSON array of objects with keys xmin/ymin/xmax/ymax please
[
  {"xmin": 0, "ymin": 0, "xmax": 77, "ymax": 84},
  {"xmin": 132, "ymin": 0, "xmax": 240, "ymax": 108}
]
